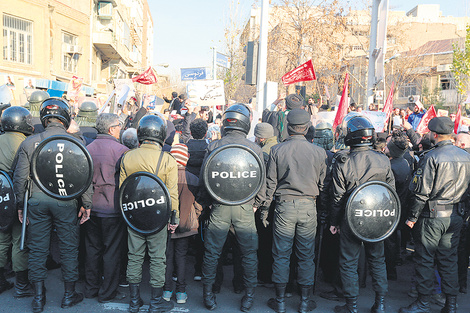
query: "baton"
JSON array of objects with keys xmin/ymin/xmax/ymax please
[
  {"xmin": 313, "ymin": 223, "xmax": 325, "ymax": 295},
  {"xmin": 20, "ymin": 179, "xmax": 31, "ymax": 251}
]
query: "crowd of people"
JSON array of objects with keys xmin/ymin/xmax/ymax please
[{"xmin": 0, "ymin": 89, "xmax": 469, "ymax": 313}]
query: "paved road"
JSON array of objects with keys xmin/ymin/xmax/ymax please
[{"xmin": 0, "ymin": 253, "xmax": 468, "ymax": 313}]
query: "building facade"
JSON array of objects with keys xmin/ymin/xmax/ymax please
[{"xmin": 0, "ymin": 0, "xmax": 153, "ymax": 106}]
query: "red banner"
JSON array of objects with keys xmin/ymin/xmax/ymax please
[
  {"xmin": 454, "ymin": 104, "xmax": 462, "ymax": 134},
  {"xmin": 382, "ymin": 82, "xmax": 395, "ymax": 123},
  {"xmin": 132, "ymin": 67, "xmax": 158, "ymax": 85},
  {"xmin": 281, "ymin": 60, "xmax": 316, "ymax": 86},
  {"xmin": 332, "ymin": 73, "xmax": 349, "ymax": 131},
  {"xmin": 416, "ymin": 105, "xmax": 436, "ymax": 134}
]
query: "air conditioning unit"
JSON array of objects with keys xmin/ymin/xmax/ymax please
[
  {"xmin": 65, "ymin": 44, "xmax": 83, "ymax": 54},
  {"xmin": 98, "ymin": 2, "xmax": 113, "ymax": 19}
]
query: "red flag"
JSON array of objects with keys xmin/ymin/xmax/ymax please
[
  {"xmin": 332, "ymin": 73, "xmax": 349, "ymax": 131},
  {"xmin": 416, "ymin": 105, "xmax": 437, "ymax": 134},
  {"xmin": 454, "ymin": 104, "xmax": 462, "ymax": 134},
  {"xmin": 281, "ymin": 60, "xmax": 316, "ymax": 86},
  {"xmin": 132, "ymin": 67, "xmax": 158, "ymax": 85},
  {"xmin": 382, "ymin": 82, "xmax": 395, "ymax": 123}
]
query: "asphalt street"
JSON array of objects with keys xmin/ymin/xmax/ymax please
[{"xmin": 0, "ymin": 251, "xmax": 468, "ymax": 313}]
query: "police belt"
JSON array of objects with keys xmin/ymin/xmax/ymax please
[
  {"xmin": 275, "ymin": 195, "xmax": 316, "ymax": 202},
  {"xmin": 420, "ymin": 203, "xmax": 460, "ymax": 218}
]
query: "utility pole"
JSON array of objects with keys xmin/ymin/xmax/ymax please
[
  {"xmin": 367, "ymin": 0, "xmax": 388, "ymax": 108},
  {"xmin": 211, "ymin": 46, "xmax": 217, "ymax": 117},
  {"xmin": 367, "ymin": 0, "xmax": 380, "ymax": 106},
  {"xmin": 256, "ymin": 0, "xmax": 269, "ymax": 112}
]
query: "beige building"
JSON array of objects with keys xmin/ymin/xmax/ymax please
[{"xmin": 0, "ymin": 0, "xmax": 154, "ymax": 106}]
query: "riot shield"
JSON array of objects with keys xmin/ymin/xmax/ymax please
[
  {"xmin": 119, "ymin": 171, "xmax": 171, "ymax": 235},
  {"xmin": 202, "ymin": 144, "xmax": 264, "ymax": 205},
  {"xmin": 31, "ymin": 135, "xmax": 93, "ymax": 201},
  {"xmin": 345, "ymin": 181, "xmax": 400, "ymax": 242},
  {"xmin": 0, "ymin": 171, "xmax": 16, "ymax": 232}
]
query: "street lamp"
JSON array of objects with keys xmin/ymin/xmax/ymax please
[{"xmin": 155, "ymin": 63, "xmax": 169, "ymax": 68}]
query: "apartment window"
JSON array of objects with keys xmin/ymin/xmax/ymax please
[
  {"xmin": 400, "ymin": 84, "xmax": 417, "ymax": 98},
  {"xmin": 3, "ymin": 15, "xmax": 32, "ymax": 64},
  {"xmin": 440, "ymin": 77, "xmax": 452, "ymax": 90},
  {"xmin": 62, "ymin": 32, "xmax": 79, "ymax": 73}
]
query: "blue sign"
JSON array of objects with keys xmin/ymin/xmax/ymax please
[
  {"xmin": 216, "ymin": 53, "xmax": 230, "ymax": 68},
  {"xmin": 181, "ymin": 68, "xmax": 207, "ymax": 81}
]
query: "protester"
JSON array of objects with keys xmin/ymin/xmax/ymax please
[
  {"xmin": 163, "ymin": 144, "xmax": 202, "ymax": 305},
  {"xmin": 84, "ymin": 113, "xmax": 128, "ymax": 303}
]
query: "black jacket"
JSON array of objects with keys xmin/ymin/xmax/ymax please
[
  {"xmin": 330, "ymin": 146, "xmax": 395, "ymax": 226},
  {"xmin": 408, "ymin": 140, "xmax": 470, "ymax": 222},
  {"xmin": 262, "ymin": 109, "xmax": 289, "ymax": 142},
  {"xmin": 186, "ymin": 138, "xmax": 208, "ymax": 178},
  {"xmin": 265, "ymin": 135, "xmax": 328, "ymax": 209},
  {"xmin": 13, "ymin": 122, "xmax": 93, "ymax": 210},
  {"xmin": 181, "ymin": 112, "xmax": 197, "ymax": 143},
  {"xmin": 390, "ymin": 156, "xmax": 412, "ymax": 221}
]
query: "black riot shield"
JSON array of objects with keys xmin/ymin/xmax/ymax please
[
  {"xmin": 31, "ymin": 135, "xmax": 93, "ymax": 201},
  {"xmin": 345, "ymin": 181, "xmax": 400, "ymax": 242},
  {"xmin": 202, "ymin": 144, "xmax": 264, "ymax": 205},
  {"xmin": 0, "ymin": 171, "xmax": 16, "ymax": 232},
  {"xmin": 119, "ymin": 172, "xmax": 171, "ymax": 235}
]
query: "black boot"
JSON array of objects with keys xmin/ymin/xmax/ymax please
[
  {"xmin": 441, "ymin": 294, "xmax": 457, "ymax": 313},
  {"xmin": 370, "ymin": 294, "xmax": 385, "ymax": 313},
  {"xmin": 15, "ymin": 270, "xmax": 34, "ymax": 298},
  {"xmin": 334, "ymin": 296, "xmax": 358, "ymax": 313},
  {"xmin": 129, "ymin": 283, "xmax": 144, "ymax": 313},
  {"xmin": 0, "ymin": 268, "xmax": 13, "ymax": 294},
  {"xmin": 398, "ymin": 294, "xmax": 430, "ymax": 313},
  {"xmin": 61, "ymin": 281, "xmax": 84, "ymax": 308},
  {"xmin": 241, "ymin": 287, "xmax": 254, "ymax": 312},
  {"xmin": 203, "ymin": 284, "xmax": 217, "ymax": 310},
  {"xmin": 149, "ymin": 287, "xmax": 174, "ymax": 313},
  {"xmin": 267, "ymin": 283, "xmax": 286, "ymax": 313},
  {"xmin": 298, "ymin": 285, "xmax": 316, "ymax": 313},
  {"xmin": 31, "ymin": 281, "xmax": 46, "ymax": 313}
]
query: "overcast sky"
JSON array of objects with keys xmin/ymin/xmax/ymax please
[{"xmin": 149, "ymin": 0, "xmax": 468, "ymax": 81}]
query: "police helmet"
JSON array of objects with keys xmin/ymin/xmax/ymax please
[
  {"xmin": 344, "ymin": 116, "xmax": 375, "ymax": 147},
  {"xmin": 39, "ymin": 98, "xmax": 72, "ymax": 129},
  {"xmin": 29, "ymin": 90, "xmax": 50, "ymax": 104},
  {"xmin": 137, "ymin": 115, "xmax": 167, "ymax": 145},
  {"xmin": 1, "ymin": 106, "xmax": 34, "ymax": 135},
  {"xmin": 222, "ymin": 103, "xmax": 251, "ymax": 134},
  {"xmin": 77, "ymin": 101, "xmax": 98, "ymax": 118},
  {"xmin": 335, "ymin": 112, "xmax": 361, "ymax": 150},
  {"xmin": 313, "ymin": 121, "xmax": 334, "ymax": 150}
]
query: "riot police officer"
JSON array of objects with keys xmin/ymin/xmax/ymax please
[
  {"xmin": 25, "ymin": 90, "xmax": 49, "ymax": 134},
  {"xmin": 75, "ymin": 101, "xmax": 98, "ymax": 143},
  {"xmin": 313, "ymin": 121, "xmax": 334, "ymax": 152},
  {"xmin": 201, "ymin": 103, "xmax": 266, "ymax": 312},
  {"xmin": 119, "ymin": 115, "xmax": 179, "ymax": 313},
  {"xmin": 0, "ymin": 107, "xmax": 34, "ymax": 298},
  {"xmin": 262, "ymin": 109, "xmax": 328, "ymax": 313},
  {"xmin": 330, "ymin": 116, "xmax": 395, "ymax": 313},
  {"xmin": 399, "ymin": 117, "xmax": 470, "ymax": 313},
  {"xmin": 13, "ymin": 98, "xmax": 92, "ymax": 313}
]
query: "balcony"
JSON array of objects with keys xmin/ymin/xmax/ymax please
[{"xmin": 93, "ymin": 30, "xmax": 131, "ymax": 65}]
